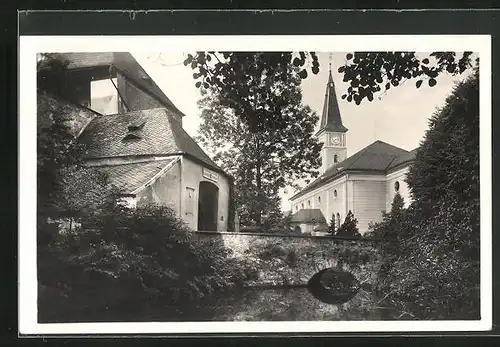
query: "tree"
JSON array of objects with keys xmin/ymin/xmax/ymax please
[
  {"xmin": 195, "ymin": 58, "xmax": 322, "ymax": 228},
  {"xmin": 328, "ymin": 215, "xmax": 336, "ymax": 235},
  {"xmin": 335, "ymin": 211, "xmax": 360, "ymax": 237},
  {"xmin": 184, "ymin": 52, "xmax": 320, "ymax": 132},
  {"xmin": 337, "ymin": 52, "xmax": 475, "ymax": 104},
  {"xmin": 374, "ymin": 68, "xmax": 480, "ymax": 319},
  {"xmin": 406, "ymin": 64, "xmax": 479, "ymax": 213}
]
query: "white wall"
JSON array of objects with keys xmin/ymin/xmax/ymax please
[
  {"xmin": 351, "ymin": 175, "xmax": 387, "ymax": 233},
  {"xmin": 290, "ymin": 177, "xmax": 347, "ymax": 225},
  {"xmin": 180, "ymin": 157, "xmax": 230, "ymax": 231},
  {"xmin": 386, "ymin": 167, "xmax": 412, "ymax": 210}
]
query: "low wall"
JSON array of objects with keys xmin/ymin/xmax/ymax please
[{"xmin": 192, "ymin": 231, "xmax": 386, "ymax": 289}]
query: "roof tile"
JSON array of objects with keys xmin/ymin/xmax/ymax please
[
  {"xmin": 77, "ymin": 108, "xmax": 220, "ymax": 170},
  {"xmin": 92, "ymin": 158, "xmax": 178, "ymax": 193},
  {"xmin": 291, "ymin": 140, "xmax": 411, "ymax": 200}
]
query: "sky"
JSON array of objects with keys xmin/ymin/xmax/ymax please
[{"xmin": 130, "ymin": 52, "xmax": 472, "ymax": 211}]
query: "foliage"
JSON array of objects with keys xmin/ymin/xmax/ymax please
[
  {"xmin": 373, "ymin": 69, "xmax": 480, "ymax": 319},
  {"xmin": 337, "ymin": 52, "xmax": 474, "ymax": 104},
  {"xmin": 405, "ymin": 65, "xmax": 479, "ymax": 213},
  {"xmin": 335, "ymin": 211, "xmax": 360, "ymax": 237},
  {"xmin": 184, "ymin": 52, "xmax": 320, "ymax": 131},
  {"xmin": 328, "ymin": 215, "xmax": 337, "ymax": 234},
  {"xmin": 195, "ymin": 57, "xmax": 322, "ymax": 227},
  {"xmin": 38, "ymin": 204, "xmax": 255, "ymax": 321}
]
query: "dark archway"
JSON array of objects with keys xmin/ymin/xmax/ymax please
[{"xmin": 198, "ymin": 181, "xmax": 219, "ymax": 231}]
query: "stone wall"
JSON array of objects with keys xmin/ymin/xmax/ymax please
[{"xmin": 193, "ymin": 231, "xmax": 385, "ymax": 289}]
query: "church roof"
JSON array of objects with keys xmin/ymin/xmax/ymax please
[
  {"xmin": 42, "ymin": 52, "xmax": 184, "ymax": 117},
  {"xmin": 317, "ymin": 71, "xmax": 348, "ymax": 134},
  {"xmin": 290, "ymin": 209, "xmax": 326, "ymax": 224},
  {"xmin": 89, "ymin": 157, "xmax": 180, "ymax": 194},
  {"xmin": 77, "ymin": 108, "xmax": 223, "ymax": 174},
  {"xmin": 290, "ymin": 140, "xmax": 413, "ymax": 200},
  {"xmin": 387, "ymin": 148, "xmax": 418, "ymax": 171}
]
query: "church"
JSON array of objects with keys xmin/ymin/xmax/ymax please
[
  {"xmin": 289, "ymin": 67, "xmax": 416, "ymax": 234},
  {"xmin": 37, "ymin": 52, "xmax": 232, "ymax": 232}
]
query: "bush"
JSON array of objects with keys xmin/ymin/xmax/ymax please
[
  {"xmin": 374, "ymin": 68, "xmax": 480, "ymax": 320},
  {"xmin": 38, "ymin": 203, "xmax": 251, "ymax": 321},
  {"xmin": 335, "ymin": 211, "xmax": 360, "ymax": 237}
]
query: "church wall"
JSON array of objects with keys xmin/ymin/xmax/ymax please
[
  {"xmin": 180, "ymin": 157, "xmax": 230, "ymax": 231},
  {"xmin": 351, "ymin": 176, "xmax": 387, "ymax": 233},
  {"xmin": 37, "ymin": 90, "xmax": 99, "ymax": 139},
  {"xmin": 290, "ymin": 176, "xmax": 347, "ymax": 225},
  {"xmin": 136, "ymin": 160, "xmax": 182, "ymax": 215},
  {"xmin": 117, "ymin": 72, "xmax": 163, "ymax": 112},
  {"xmin": 386, "ymin": 166, "xmax": 412, "ymax": 210},
  {"xmin": 116, "ymin": 72, "xmax": 183, "ymax": 125}
]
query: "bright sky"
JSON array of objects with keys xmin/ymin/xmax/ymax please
[{"xmin": 131, "ymin": 52, "xmax": 472, "ymax": 211}]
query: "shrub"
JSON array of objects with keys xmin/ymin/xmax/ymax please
[
  {"xmin": 335, "ymin": 211, "xmax": 360, "ymax": 237},
  {"xmin": 374, "ymin": 67, "xmax": 480, "ymax": 320},
  {"xmin": 38, "ymin": 203, "xmax": 251, "ymax": 321},
  {"xmin": 328, "ymin": 215, "xmax": 336, "ymax": 234}
]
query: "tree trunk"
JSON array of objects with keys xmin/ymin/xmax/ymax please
[{"xmin": 255, "ymin": 133, "xmax": 263, "ymax": 229}]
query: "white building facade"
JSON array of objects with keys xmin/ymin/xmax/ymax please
[{"xmin": 289, "ymin": 69, "xmax": 416, "ymax": 234}]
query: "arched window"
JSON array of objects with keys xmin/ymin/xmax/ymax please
[
  {"xmin": 394, "ymin": 181, "xmax": 400, "ymax": 192},
  {"xmin": 333, "ymin": 189, "xmax": 338, "ymax": 198},
  {"xmin": 318, "ymin": 196, "xmax": 321, "ymax": 204},
  {"xmin": 301, "ymin": 203, "xmax": 304, "ymax": 209},
  {"xmin": 336, "ymin": 213, "xmax": 341, "ymax": 229},
  {"xmin": 295, "ymin": 205, "xmax": 298, "ymax": 211},
  {"xmin": 308, "ymin": 200, "xmax": 311, "ymax": 207},
  {"xmin": 334, "ymin": 154, "xmax": 338, "ymax": 163}
]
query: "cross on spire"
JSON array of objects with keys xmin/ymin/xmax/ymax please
[{"xmin": 328, "ymin": 53, "xmax": 332, "ymax": 71}]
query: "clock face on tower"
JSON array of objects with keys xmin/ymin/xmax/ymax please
[{"xmin": 330, "ymin": 135, "xmax": 341, "ymax": 145}]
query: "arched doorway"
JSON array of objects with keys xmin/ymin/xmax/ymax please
[{"xmin": 198, "ymin": 181, "xmax": 219, "ymax": 231}]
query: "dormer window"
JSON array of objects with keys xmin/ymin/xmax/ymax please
[
  {"xmin": 123, "ymin": 133, "xmax": 142, "ymax": 141},
  {"xmin": 127, "ymin": 121, "xmax": 146, "ymax": 132}
]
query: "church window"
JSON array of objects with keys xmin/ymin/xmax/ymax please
[
  {"xmin": 333, "ymin": 189, "xmax": 338, "ymax": 198},
  {"xmin": 334, "ymin": 154, "xmax": 338, "ymax": 163},
  {"xmin": 301, "ymin": 203, "xmax": 304, "ymax": 209},
  {"xmin": 307, "ymin": 200, "xmax": 311, "ymax": 207},
  {"xmin": 394, "ymin": 181, "xmax": 400, "ymax": 192},
  {"xmin": 336, "ymin": 213, "xmax": 341, "ymax": 229},
  {"xmin": 318, "ymin": 196, "xmax": 321, "ymax": 204},
  {"xmin": 295, "ymin": 205, "xmax": 298, "ymax": 211}
]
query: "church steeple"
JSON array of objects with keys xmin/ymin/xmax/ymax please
[
  {"xmin": 317, "ymin": 56, "xmax": 348, "ymax": 174},
  {"xmin": 317, "ymin": 63, "xmax": 348, "ymax": 135}
]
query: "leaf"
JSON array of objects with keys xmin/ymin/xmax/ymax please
[
  {"xmin": 346, "ymin": 53, "xmax": 353, "ymax": 60},
  {"xmin": 428, "ymin": 78, "xmax": 437, "ymax": 87},
  {"xmin": 422, "ymin": 58, "xmax": 430, "ymax": 64},
  {"xmin": 416, "ymin": 80, "xmax": 423, "ymax": 88},
  {"xmin": 195, "ymin": 81, "xmax": 202, "ymax": 88},
  {"xmin": 298, "ymin": 69, "xmax": 308, "ymax": 79}
]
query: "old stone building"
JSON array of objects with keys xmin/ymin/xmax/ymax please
[
  {"xmin": 38, "ymin": 52, "xmax": 232, "ymax": 231},
  {"xmin": 289, "ymin": 68, "xmax": 416, "ymax": 234}
]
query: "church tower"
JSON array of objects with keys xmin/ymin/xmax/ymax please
[{"xmin": 316, "ymin": 59, "xmax": 348, "ymax": 175}]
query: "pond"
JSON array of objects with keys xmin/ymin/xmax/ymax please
[{"xmin": 144, "ymin": 286, "xmax": 405, "ymax": 322}]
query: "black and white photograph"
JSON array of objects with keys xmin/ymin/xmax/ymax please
[{"xmin": 19, "ymin": 35, "xmax": 492, "ymax": 334}]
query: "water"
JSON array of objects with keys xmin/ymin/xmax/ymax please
[{"xmin": 155, "ymin": 287, "xmax": 404, "ymax": 322}]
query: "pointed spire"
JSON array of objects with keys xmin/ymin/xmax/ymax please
[{"xmin": 318, "ymin": 59, "xmax": 348, "ymax": 134}]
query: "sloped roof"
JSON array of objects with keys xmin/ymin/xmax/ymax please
[
  {"xmin": 78, "ymin": 108, "xmax": 221, "ymax": 172},
  {"xmin": 44, "ymin": 52, "xmax": 184, "ymax": 117},
  {"xmin": 318, "ymin": 71, "xmax": 348, "ymax": 134},
  {"xmin": 92, "ymin": 157, "xmax": 179, "ymax": 194},
  {"xmin": 291, "ymin": 209, "xmax": 326, "ymax": 224},
  {"xmin": 387, "ymin": 148, "xmax": 417, "ymax": 171},
  {"xmin": 290, "ymin": 140, "xmax": 410, "ymax": 200}
]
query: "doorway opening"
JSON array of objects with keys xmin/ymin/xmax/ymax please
[{"xmin": 198, "ymin": 181, "xmax": 219, "ymax": 231}]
